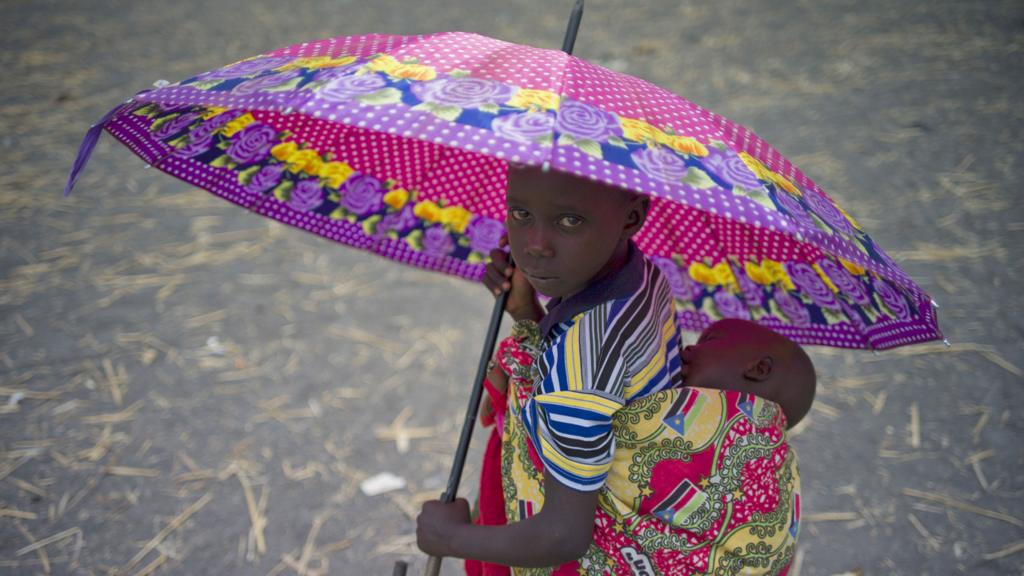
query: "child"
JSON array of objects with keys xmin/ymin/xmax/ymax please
[{"xmin": 417, "ymin": 165, "xmax": 813, "ymax": 574}]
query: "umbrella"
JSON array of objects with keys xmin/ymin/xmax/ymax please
[{"xmin": 65, "ymin": 1, "xmax": 943, "ymax": 572}]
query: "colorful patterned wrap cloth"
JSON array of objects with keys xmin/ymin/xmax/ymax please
[{"xmin": 499, "ymin": 336, "xmax": 801, "ymax": 576}]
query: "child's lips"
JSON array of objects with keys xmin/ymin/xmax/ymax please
[{"xmin": 523, "ymin": 269, "xmax": 558, "ymax": 283}]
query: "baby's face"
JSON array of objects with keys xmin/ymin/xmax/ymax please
[
  {"xmin": 505, "ymin": 167, "xmax": 636, "ymax": 299},
  {"xmin": 681, "ymin": 320, "xmax": 766, "ymax": 390}
]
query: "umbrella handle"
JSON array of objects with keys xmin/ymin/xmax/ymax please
[{"xmin": 421, "ymin": 289, "xmax": 510, "ymax": 576}]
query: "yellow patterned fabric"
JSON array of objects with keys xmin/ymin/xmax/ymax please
[{"xmin": 502, "ymin": 385, "xmax": 800, "ymax": 575}]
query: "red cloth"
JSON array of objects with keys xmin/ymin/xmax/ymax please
[{"xmin": 464, "ymin": 376, "xmax": 511, "ymax": 576}]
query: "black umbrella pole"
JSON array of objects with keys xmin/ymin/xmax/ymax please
[
  {"xmin": 561, "ymin": 0, "xmax": 584, "ymax": 54},
  {"xmin": 420, "ymin": 290, "xmax": 509, "ymax": 576}
]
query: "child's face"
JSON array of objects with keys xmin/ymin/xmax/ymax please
[{"xmin": 505, "ymin": 167, "xmax": 640, "ymax": 299}]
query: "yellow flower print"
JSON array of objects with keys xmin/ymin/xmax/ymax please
[
  {"xmin": 221, "ymin": 113, "xmax": 255, "ymax": 137},
  {"xmin": 619, "ymin": 118, "xmax": 661, "ymax": 143},
  {"xmin": 284, "ymin": 149, "xmax": 321, "ymax": 173},
  {"xmin": 303, "ymin": 156, "xmax": 324, "ymax": 176},
  {"xmin": 319, "ymin": 161, "xmax": 354, "ymax": 188},
  {"xmin": 711, "ymin": 261, "xmax": 737, "ymax": 289},
  {"xmin": 199, "ymin": 106, "xmax": 227, "ymax": 119},
  {"xmin": 838, "ymin": 205, "xmax": 862, "ymax": 230},
  {"xmin": 738, "ymin": 152, "xmax": 772, "ymax": 182},
  {"xmin": 439, "ymin": 205, "xmax": 473, "ymax": 233},
  {"xmin": 770, "ymin": 173, "xmax": 800, "ymax": 195},
  {"xmin": 688, "ymin": 262, "xmax": 717, "ymax": 287},
  {"xmin": 657, "ymin": 133, "xmax": 710, "ymax": 157},
  {"xmin": 839, "ymin": 258, "xmax": 866, "ymax": 276},
  {"xmin": 812, "ymin": 263, "xmax": 839, "ymax": 292},
  {"xmin": 392, "ymin": 63, "xmax": 437, "ymax": 81},
  {"xmin": 280, "ymin": 55, "xmax": 357, "ymax": 71},
  {"xmin": 508, "ymin": 89, "xmax": 561, "ymax": 111},
  {"xmin": 271, "ymin": 141, "xmax": 299, "ymax": 162},
  {"xmin": 689, "ymin": 262, "xmax": 736, "ymax": 288},
  {"xmin": 413, "ymin": 200, "xmax": 442, "ymax": 223},
  {"xmin": 365, "ymin": 54, "xmax": 401, "ymax": 75},
  {"xmin": 761, "ymin": 259, "xmax": 795, "ymax": 291},
  {"xmin": 745, "ymin": 261, "xmax": 774, "ymax": 285},
  {"xmin": 383, "ymin": 188, "xmax": 410, "ymax": 209}
]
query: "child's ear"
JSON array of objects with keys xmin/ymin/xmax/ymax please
[
  {"xmin": 743, "ymin": 356, "xmax": 774, "ymax": 381},
  {"xmin": 623, "ymin": 195, "xmax": 650, "ymax": 238}
]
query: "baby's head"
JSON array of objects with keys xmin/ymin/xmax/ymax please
[
  {"xmin": 682, "ymin": 319, "xmax": 816, "ymax": 427},
  {"xmin": 505, "ymin": 165, "xmax": 649, "ymax": 299}
]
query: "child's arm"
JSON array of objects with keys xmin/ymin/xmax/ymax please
[{"xmin": 417, "ymin": 470, "xmax": 598, "ymax": 567}]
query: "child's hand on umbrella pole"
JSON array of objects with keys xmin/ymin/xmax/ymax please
[
  {"xmin": 416, "ymin": 497, "xmax": 472, "ymax": 558},
  {"xmin": 486, "ymin": 236, "xmax": 543, "ymax": 322}
]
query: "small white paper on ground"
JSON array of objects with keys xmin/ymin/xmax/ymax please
[{"xmin": 360, "ymin": 472, "xmax": 406, "ymax": 496}]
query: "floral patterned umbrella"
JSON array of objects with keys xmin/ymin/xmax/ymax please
[{"xmin": 67, "ymin": 31, "xmax": 942, "ymax": 350}]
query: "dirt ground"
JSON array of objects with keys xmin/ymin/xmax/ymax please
[{"xmin": 1, "ymin": 0, "xmax": 1022, "ymax": 574}]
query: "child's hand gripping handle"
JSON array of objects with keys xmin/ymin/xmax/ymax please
[{"xmin": 421, "ymin": 288, "xmax": 510, "ymax": 576}]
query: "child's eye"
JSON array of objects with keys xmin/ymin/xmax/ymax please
[
  {"xmin": 558, "ymin": 215, "xmax": 584, "ymax": 228},
  {"xmin": 509, "ymin": 208, "xmax": 530, "ymax": 222}
]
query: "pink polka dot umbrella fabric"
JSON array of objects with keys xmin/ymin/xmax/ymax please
[{"xmin": 66, "ymin": 32, "xmax": 942, "ymax": 350}]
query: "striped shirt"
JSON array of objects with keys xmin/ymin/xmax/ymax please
[{"xmin": 522, "ymin": 243, "xmax": 683, "ymax": 491}]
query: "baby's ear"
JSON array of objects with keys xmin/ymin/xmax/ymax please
[{"xmin": 743, "ymin": 356, "xmax": 774, "ymax": 381}]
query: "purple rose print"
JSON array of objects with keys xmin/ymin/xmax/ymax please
[
  {"xmin": 773, "ymin": 190, "xmax": 816, "ymax": 231},
  {"xmin": 231, "ymin": 70, "xmax": 303, "ymax": 95},
  {"xmin": 734, "ymin": 267, "xmax": 765, "ymax": 308},
  {"xmin": 818, "ymin": 258, "xmax": 870, "ymax": 306},
  {"xmin": 554, "ymin": 100, "xmax": 621, "ymax": 141},
  {"xmin": 339, "ymin": 174, "xmax": 384, "ymax": 216},
  {"xmin": 774, "ymin": 286, "xmax": 811, "ymax": 327},
  {"xmin": 422, "ymin": 225, "xmax": 455, "ymax": 255},
  {"xmin": 288, "ymin": 179, "xmax": 324, "ymax": 212},
  {"xmin": 713, "ymin": 290, "xmax": 751, "ymax": 320},
  {"xmin": 377, "ymin": 205, "xmax": 418, "ymax": 236},
  {"xmin": 312, "ymin": 63, "xmax": 360, "ymax": 82},
  {"xmin": 651, "ymin": 257, "xmax": 702, "ymax": 302},
  {"xmin": 198, "ymin": 56, "xmax": 293, "ymax": 80},
  {"xmin": 840, "ymin": 300, "xmax": 868, "ymax": 336},
  {"xmin": 631, "ymin": 147, "xmax": 688, "ymax": 184},
  {"xmin": 872, "ymin": 277, "xmax": 910, "ymax": 320},
  {"xmin": 152, "ymin": 112, "xmax": 200, "ymax": 140},
  {"xmin": 243, "ymin": 164, "xmax": 286, "ymax": 195},
  {"xmin": 318, "ymin": 74, "xmax": 389, "ymax": 102},
  {"xmin": 226, "ymin": 124, "xmax": 278, "ymax": 165},
  {"xmin": 803, "ymin": 190, "xmax": 855, "ymax": 236},
  {"xmin": 465, "ymin": 216, "xmax": 506, "ymax": 254},
  {"xmin": 786, "ymin": 262, "xmax": 840, "ymax": 310},
  {"xmin": 701, "ymin": 147, "xmax": 763, "ymax": 190},
  {"xmin": 189, "ymin": 110, "xmax": 245, "ymax": 141},
  {"xmin": 491, "ymin": 112, "xmax": 555, "ymax": 144},
  {"xmin": 172, "ymin": 135, "xmax": 213, "ymax": 158},
  {"xmin": 411, "ymin": 77, "xmax": 515, "ymax": 108}
]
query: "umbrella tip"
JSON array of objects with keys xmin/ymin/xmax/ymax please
[
  {"xmin": 152, "ymin": 79, "xmax": 170, "ymax": 88},
  {"xmin": 943, "ymin": 338, "xmax": 951, "ymax": 348},
  {"xmin": 930, "ymin": 299, "xmax": 940, "ymax": 309},
  {"xmin": 542, "ymin": 161, "xmax": 551, "ymax": 173}
]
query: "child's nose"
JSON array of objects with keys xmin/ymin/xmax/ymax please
[{"xmin": 524, "ymin": 226, "xmax": 554, "ymax": 258}]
